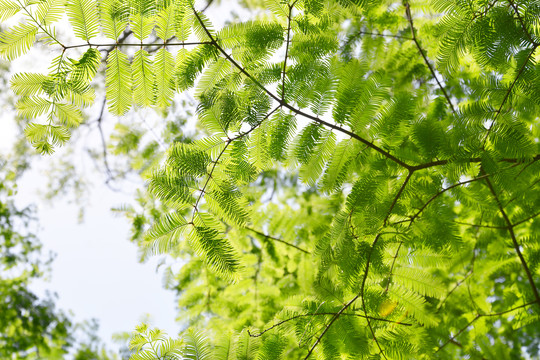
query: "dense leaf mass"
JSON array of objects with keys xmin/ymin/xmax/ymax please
[{"xmin": 2, "ymin": 0, "xmax": 540, "ymax": 358}]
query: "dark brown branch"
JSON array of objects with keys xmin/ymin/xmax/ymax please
[
  {"xmin": 384, "ymin": 171, "xmax": 412, "ymax": 225},
  {"xmin": 190, "ymin": 5, "xmax": 412, "ymax": 170},
  {"xmin": 249, "ymin": 311, "xmax": 411, "ymax": 338},
  {"xmin": 483, "ymin": 176, "xmax": 540, "ymax": 306},
  {"xmin": 280, "ymin": 2, "xmax": 295, "ymax": 101},
  {"xmin": 508, "ymin": 0, "xmax": 538, "ymax": 46},
  {"xmin": 64, "ymin": 40, "xmax": 211, "ymax": 50},
  {"xmin": 404, "ymin": 2, "xmax": 456, "ymax": 114},
  {"xmin": 513, "ymin": 211, "xmax": 540, "ymax": 227},
  {"xmin": 436, "ymin": 301, "xmax": 537, "ymax": 352},
  {"xmin": 245, "ymin": 227, "xmax": 310, "ymax": 254}
]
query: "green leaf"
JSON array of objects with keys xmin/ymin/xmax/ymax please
[
  {"xmin": 144, "ymin": 211, "xmax": 189, "ymax": 255},
  {"xmin": 174, "ymin": 0, "xmax": 192, "ymax": 41},
  {"xmin": 187, "ymin": 224, "xmax": 241, "ymax": 279},
  {"xmin": 183, "ymin": 330, "xmax": 212, "ymax": 360},
  {"xmin": 10, "ymin": 73, "xmax": 51, "ymax": 96},
  {"xmin": 130, "ymin": 0, "xmax": 155, "ymax": 40},
  {"xmin": 154, "ymin": 48, "xmax": 175, "ymax": 108},
  {"xmin": 70, "ymin": 48, "xmax": 101, "ymax": 84},
  {"xmin": 132, "ymin": 49, "xmax": 155, "ymax": 107},
  {"xmin": 53, "ymin": 103, "xmax": 83, "ymax": 128},
  {"xmin": 66, "ymin": 0, "xmax": 100, "ymax": 40},
  {"xmin": 0, "ymin": 0, "xmax": 20, "ymax": 21},
  {"xmin": 0, "ymin": 23, "xmax": 38, "ymax": 60},
  {"xmin": 156, "ymin": 5, "xmax": 175, "ymax": 41},
  {"xmin": 16, "ymin": 96, "xmax": 51, "ymax": 119},
  {"xmin": 320, "ymin": 139, "xmax": 353, "ymax": 193},
  {"xmin": 99, "ymin": 0, "xmax": 129, "ymax": 40},
  {"xmin": 105, "ymin": 48, "xmax": 132, "ymax": 115}
]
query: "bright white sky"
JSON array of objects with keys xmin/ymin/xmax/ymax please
[{"xmin": 1, "ymin": 116, "xmax": 180, "ymax": 353}]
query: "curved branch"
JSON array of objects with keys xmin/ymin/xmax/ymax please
[
  {"xmin": 249, "ymin": 311, "xmax": 411, "ymax": 338},
  {"xmin": 483, "ymin": 176, "xmax": 540, "ymax": 306},
  {"xmin": 482, "ymin": 44, "xmax": 538, "ymax": 146},
  {"xmin": 436, "ymin": 301, "xmax": 537, "ymax": 352},
  {"xmin": 245, "ymin": 227, "xmax": 310, "ymax": 254},
  {"xmin": 190, "ymin": 4, "xmax": 411, "ymax": 170},
  {"xmin": 508, "ymin": 0, "xmax": 538, "ymax": 46},
  {"xmin": 404, "ymin": 2, "xmax": 456, "ymax": 114},
  {"xmin": 409, "ymin": 163, "xmax": 522, "ymax": 222}
]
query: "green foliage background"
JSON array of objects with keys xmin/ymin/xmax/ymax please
[{"xmin": 1, "ymin": 0, "xmax": 540, "ymax": 358}]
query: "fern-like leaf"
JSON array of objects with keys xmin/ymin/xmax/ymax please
[
  {"xmin": 0, "ymin": 0, "xmax": 19, "ymax": 21},
  {"xmin": 99, "ymin": 0, "xmax": 129, "ymax": 40},
  {"xmin": 0, "ymin": 23, "xmax": 37, "ymax": 61},
  {"xmin": 187, "ymin": 224, "xmax": 241, "ymax": 279},
  {"xmin": 66, "ymin": 0, "xmax": 100, "ymax": 40},
  {"xmin": 132, "ymin": 49, "xmax": 155, "ymax": 107},
  {"xmin": 105, "ymin": 48, "xmax": 132, "ymax": 115},
  {"xmin": 154, "ymin": 48, "xmax": 175, "ymax": 108},
  {"xmin": 183, "ymin": 329, "xmax": 212, "ymax": 360}
]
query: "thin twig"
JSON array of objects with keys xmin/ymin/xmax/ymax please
[
  {"xmin": 411, "ymin": 173, "xmax": 493, "ymax": 222},
  {"xmin": 245, "ymin": 227, "xmax": 310, "ymax": 254},
  {"xmin": 384, "ymin": 171, "xmax": 412, "ymax": 225},
  {"xmin": 190, "ymin": 106, "xmax": 279, "ymax": 223},
  {"xmin": 356, "ymin": 30, "xmax": 411, "ymax": 40},
  {"xmin": 190, "ymin": 4, "xmax": 412, "ymax": 170},
  {"xmin": 483, "ymin": 176, "xmax": 540, "ymax": 306},
  {"xmin": 404, "ymin": 2, "xmax": 456, "ymax": 114},
  {"xmin": 482, "ymin": 44, "xmax": 538, "ymax": 146},
  {"xmin": 453, "ymin": 220, "xmax": 506, "ymax": 229},
  {"xmin": 95, "ymin": 98, "xmax": 114, "ymax": 185},
  {"xmin": 63, "ymin": 40, "xmax": 212, "ymax": 50},
  {"xmin": 248, "ymin": 311, "xmax": 411, "ymax": 338},
  {"xmin": 513, "ymin": 210, "xmax": 540, "ymax": 227},
  {"xmin": 280, "ymin": 2, "xmax": 295, "ymax": 101},
  {"xmin": 410, "ymin": 163, "xmax": 522, "ymax": 222},
  {"xmin": 508, "ymin": 0, "xmax": 538, "ymax": 45},
  {"xmin": 436, "ymin": 301, "xmax": 537, "ymax": 352},
  {"xmin": 411, "ymin": 154, "xmax": 540, "ymax": 172}
]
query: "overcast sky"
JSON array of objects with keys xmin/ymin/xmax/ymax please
[{"xmin": 1, "ymin": 118, "xmax": 180, "ymax": 353}]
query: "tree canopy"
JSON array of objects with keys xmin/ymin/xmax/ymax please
[{"xmin": 1, "ymin": 0, "xmax": 540, "ymax": 358}]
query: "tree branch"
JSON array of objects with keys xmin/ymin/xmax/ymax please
[
  {"xmin": 248, "ymin": 311, "xmax": 411, "ymax": 338},
  {"xmin": 190, "ymin": 4, "xmax": 412, "ymax": 170},
  {"xmin": 482, "ymin": 44, "xmax": 538, "ymax": 146},
  {"xmin": 245, "ymin": 227, "xmax": 310, "ymax": 254},
  {"xmin": 507, "ymin": 0, "xmax": 538, "ymax": 46},
  {"xmin": 95, "ymin": 98, "xmax": 115, "ymax": 186},
  {"xmin": 436, "ymin": 301, "xmax": 537, "ymax": 352},
  {"xmin": 483, "ymin": 176, "xmax": 540, "ymax": 306},
  {"xmin": 404, "ymin": 2, "xmax": 456, "ymax": 114}
]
